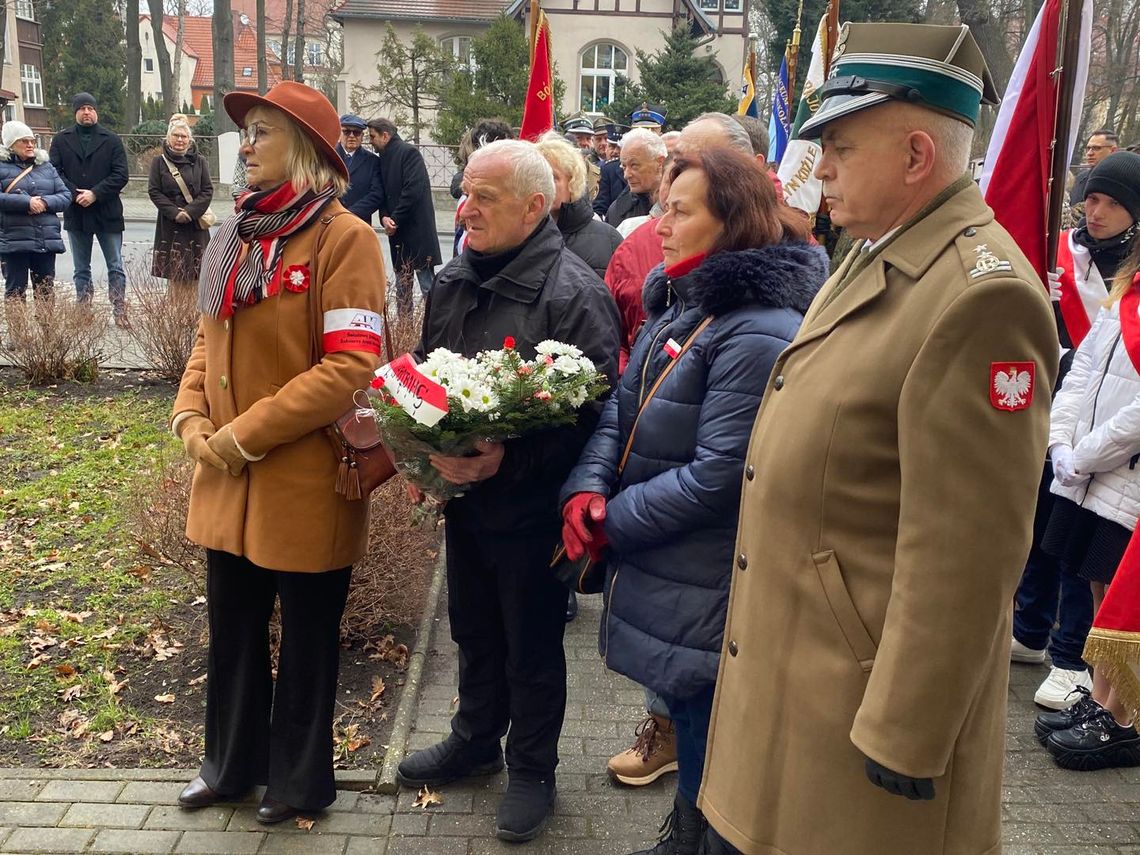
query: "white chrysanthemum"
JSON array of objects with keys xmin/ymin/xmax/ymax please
[
  {"xmin": 535, "ymin": 340, "xmax": 583, "ymax": 359},
  {"xmin": 552, "ymin": 355, "xmax": 582, "ymax": 374}
]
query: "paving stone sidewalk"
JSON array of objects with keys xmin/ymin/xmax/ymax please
[{"xmin": 4, "ymin": 587, "xmax": 1140, "ymax": 854}]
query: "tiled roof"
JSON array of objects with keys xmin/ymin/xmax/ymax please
[
  {"xmin": 232, "ymin": 0, "xmax": 340, "ymax": 33},
  {"xmin": 140, "ymin": 14, "xmax": 200, "ymax": 58},
  {"xmin": 331, "ymin": 0, "xmax": 514, "ymax": 23},
  {"xmin": 174, "ymin": 14, "xmax": 280, "ymax": 92}
]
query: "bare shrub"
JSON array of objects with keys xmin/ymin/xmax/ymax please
[
  {"xmin": 1, "ymin": 290, "xmax": 108, "ymax": 384},
  {"xmin": 384, "ymin": 271, "xmax": 426, "ymax": 357},
  {"xmin": 124, "ymin": 259, "xmax": 200, "ymax": 383},
  {"xmin": 127, "ymin": 447, "xmax": 438, "ymax": 638}
]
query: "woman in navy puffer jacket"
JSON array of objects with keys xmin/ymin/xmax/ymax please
[
  {"xmin": 0, "ymin": 121, "xmax": 70, "ymax": 302},
  {"xmin": 561, "ymin": 146, "xmax": 828, "ymax": 855}
]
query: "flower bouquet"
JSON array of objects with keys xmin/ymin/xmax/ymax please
[{"xmin": 372, "ymin": 337, "xmax": 610, "ymax": 526}]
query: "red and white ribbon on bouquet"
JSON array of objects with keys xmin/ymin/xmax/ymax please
[{"xmin": 373, "ymin": 354, "xmax": 449, "ymax": 427}]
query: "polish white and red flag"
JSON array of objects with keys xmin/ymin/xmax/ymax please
[{"xmin": 978, "ymin": 0, "xmax": 1092, "ymax": 306}]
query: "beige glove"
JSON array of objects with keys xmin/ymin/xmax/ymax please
[
  {"xmin": 178, "ymin": 414, "xmax": 227, "ymax": 472},
  {"xmin": 206, "ymin": 423, "xmax": 248, "ymax": 477}
]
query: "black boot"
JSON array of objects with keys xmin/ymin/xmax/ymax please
[
  {"xmin": 565, "ymin": 590, "xmax": 578, "ymax": 622},
  {"xmin": 395, "ymin": 733, "xmax": 504, "ymax": 788},
  {"xmin": 630, "ymin": 790, "xmax": 708, "ymax": 855}
]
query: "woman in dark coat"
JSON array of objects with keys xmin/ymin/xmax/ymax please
[
  {"xmin": 536, "ymin": 133, "xmax": 622, "ymax": 278},
  {"xmin": 0, "ymin": 121, "xmax": 70, "ymax": 302},
  {"xmin": 149, "ymin": 116, "xmax": 214, "ymax": 292},
  {"xmin": 560, "ymin": 146, "xmax": 828, "ymax": 855}
]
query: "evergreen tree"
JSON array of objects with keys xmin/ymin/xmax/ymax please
[
  {"xmin": 352, "ymin": 24, "xmax": 453, "ymax": 145},
  {"xmin": 37, "ymin": 0, "xmax": 126, "ymax": 130},
  {"xmin": 432, "ymin": 14, "xmax": 565, "ymax": 146},
  {"xmin": 607, "ymin": 25, "xmax": 736, "ymax": 131}
]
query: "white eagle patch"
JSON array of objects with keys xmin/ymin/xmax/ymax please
[{"xmin": 990, "ymin": 362, "xmax": 1035, "ymax": 412}]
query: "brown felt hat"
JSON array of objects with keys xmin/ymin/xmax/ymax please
[{"xmin": 224, "ymin": 81, "xmax": 349, "ymax": 180}]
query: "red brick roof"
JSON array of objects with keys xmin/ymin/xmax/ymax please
[
  {"xmin": 170, "ymin": 14, "xmax": 280, "ymax": 94},
  {"xmin": 232, "ymin": 0, "xmax": 340, "ymax": 33},
  {"xmin": 140, "ymin": 14, "xmax": 200, "ymax": 58},
  {"xmin": 331, "ymin": 0, "xmax": 515, "ymax": 23}
]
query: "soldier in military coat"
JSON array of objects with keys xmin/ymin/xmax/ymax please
[{"xmin": 697, "ymin": 24, "xmax": 1060, "ymax": 855}]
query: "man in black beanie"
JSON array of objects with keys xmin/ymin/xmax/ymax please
[{"xmin": 49, "ymin": 92, "xmax": 130, "ymax": 326}]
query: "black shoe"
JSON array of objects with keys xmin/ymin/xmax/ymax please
[
  {"xmin": 396, "ymin": 734, "xmax": 504, "ymax": 788},
  {"xmin": 1046, "ymin": 707, "xmax": 1140, "ymax": 771},
  {"xmin": 565, "ymin": 590, "xmax": 578, "ymax": 623},
  {"xmin": 177, "ymin": 776, "xmax": 224, "ymax": 809},
  {"xmin": 256, "ymin": 796, "xmax": 300, "ymax": 824},
  {"xmin": 495, "ymin": 776, "xmax": 556, "ymax": 842},
  {"xmin": 1034, "ymin": 685, "xmax": 1102, "ymax": 744},
  {"xmin": 630, "ymin": 790, "xmax": 708, "ymax": 855}
]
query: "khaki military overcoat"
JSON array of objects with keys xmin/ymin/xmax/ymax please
[
  {"xmin": 698, "ymin": 182, "xmax": 1059, "ymax": 855},
  {"xmin": 172, "ymin": 201, "xmax": 385, "ymax": 573}
]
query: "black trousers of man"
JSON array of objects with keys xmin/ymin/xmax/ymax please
[
  {"xmin": 200, "ymin": 550, "xmax": 351, "ymax": 811},
  {"xmin": 700, "ymin": 828, "xmax": 743, "ymax": 854},
  {"xmin": 445, "ymin": 519, "xmax": 568, "ymax": 780}
]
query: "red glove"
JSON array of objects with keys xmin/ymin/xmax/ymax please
[{"xmin": 562, "ymin": 492, "xmax": 608, "ymax": 561}]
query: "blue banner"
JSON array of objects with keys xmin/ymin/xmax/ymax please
[{"xmin": 767, "ymin": 56, "xmax": 791, "ymax": 166}]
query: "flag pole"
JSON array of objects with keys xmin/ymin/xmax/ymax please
[
  {"xmin": 1045, "ymin": 0, "xmax": 1084, "ymax": 274},
  {"xmin": 748, "ymin": 33, "xmax": 758, "ymax": 92},
  {"xmin": 787, "ymin": 0, "xmax": 805, "ymax": 98},
  {"xmin": 823, "ymin": 0, "xmax": 839, "ymax": 78},
  {"xmin": 529, "ymin": 0, "xmax": 540, "ymax": 61}
]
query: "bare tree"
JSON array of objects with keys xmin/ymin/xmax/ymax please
[
  {"xmin": 124, "ymin": 0, "xmax": 141, "ymax": 126},
  {"xmin": 171, "ymin": 0, "xmax": 187, "ymax": 111},
  {"xmin": 256, "ymin": 0, "xmax": 267, "ymax": 94},
  {"xmin": 292, "ymin": 0, "xmax": 306, "ymax": 83},
  {"xmin": 279, "ymin": 0, "xmax": 294, "ymax": 81},
  {"xmin": 214, "ymin": 0, "xmax": 236, "ymax": 133},
  {"xmin": 146, "ymin": 0, "xmax": 176, "ymax": 116}
]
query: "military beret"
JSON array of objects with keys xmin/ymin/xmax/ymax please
[{"xmin": 798, "ymin": 23, "xmax": 999, "ymax": 140}]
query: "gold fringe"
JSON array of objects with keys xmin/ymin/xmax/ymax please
[{"xmin": 1084, "ymin": 630, "xmax": 1140, "ymax": 726}]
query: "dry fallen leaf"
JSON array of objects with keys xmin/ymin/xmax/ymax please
[
  {"xmin": 189, "ymin": 674, "xmax": 207, "ymax": 686},
  {"xmin": 413, "ymin": 786, "xmax": 443, "ymax": 809},
  {"xmin": 98, "ymin": 730, "xmax": 114, "ymax": 743},
  {"xmin": 295, "ymin": 817, "xmax": 315, "ymax": 832},
  {"xmin": 369, "ymin": 676, "xmax": 386, "ymax": 704},
  {"xmin": 60, "ymin": 685, "xmax": 82, "ymax": 702},
  {"xmin": 154, "ymin": 693, "xmax": 175, "ymax": 704},
  {"xmin": 53, "ymin": 663, "xmax": 76, "ymax": 678}
]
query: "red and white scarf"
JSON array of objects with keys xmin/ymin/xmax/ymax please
[{"xmin": 198, "ymin": 182, "xmax": 336, "ymax": 319}]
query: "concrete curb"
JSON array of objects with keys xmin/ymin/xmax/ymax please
[{"xmin": 374, "ymin": 547, "xmax": 447, "ymax": 795}]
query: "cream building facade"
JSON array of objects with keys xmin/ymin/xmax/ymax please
[{"xmin": 331, "ymin": 0, "xmax": 749, "ymax": 142}]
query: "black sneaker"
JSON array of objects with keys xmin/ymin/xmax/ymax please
[
  {"xmin": 395, "ymin": 734, "xmax": 504, "ymax": 788},
  {"xmin": 1046, "ymin": 707, "xmax": 1140, "ymax": 771},
  {"xmin": 629, "ymin": 790, "xmax": 708, "ymax": 855},
  {"xmin": 1034, "ymin": 685, "xmax": 1102, "ymax": 744},
  {"xmin": 565, "ymin": 590, "xmax": 578, "ymax": 623},
  {"xmin": 495, "ymin": 776, "xmax": 556, "ymax": 842}
]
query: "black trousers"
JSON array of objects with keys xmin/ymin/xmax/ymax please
[
  {"xmin": 3, "ymin": 251, "xmax": 54, "ymax": 300},
  {"xmin": 445, "ymin": 519, "xmax": 567, "ymax": 780},
  {"xmin": 200, "ymin": 550, "xmax": 351, "ymax": 810},
  {"xmin": 700, "ymin": 827, "xmax": 743, "ymax": 855}
]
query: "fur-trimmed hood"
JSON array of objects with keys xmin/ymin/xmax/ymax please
[
  {"xmin": 643, "ymin": 241, "xmax": 829, "ymax": 317},
  {"xmin": 0, "ymin": 146, "xmax": 49, "ymax": 165}
]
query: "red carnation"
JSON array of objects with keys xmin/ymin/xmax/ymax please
[{"xmin": 503, "ymin": 336, "xmax": 516, "ymax": 350}]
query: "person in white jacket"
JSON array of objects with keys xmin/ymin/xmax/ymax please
[{"xmin": 1035, "ymin": 151, "xmax": 1140, "ymax": 769}]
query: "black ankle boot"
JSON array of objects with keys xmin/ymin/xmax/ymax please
[{"xmin": 629, "ymin": 790, "xmax": 708, "ymax": 855}]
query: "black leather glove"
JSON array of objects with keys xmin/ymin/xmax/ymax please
[{"xmin": 864, "ymin": 756, "xmax": 935, "ymax": 801}]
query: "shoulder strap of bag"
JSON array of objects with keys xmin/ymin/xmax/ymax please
[
  {"xmin": 5, "ymin": 164, "xmax": 34, "ymax": 194},
  {"xmin": 162, "ymin": 155, "xmax": 195, "ymax": 205},
  {"xmin": 308, "ymin": 211, "xmax": 395, "ymax": 368},
  {"xmin": 616, "ymin": 316, "xmax": 713, "ymax": 475}
]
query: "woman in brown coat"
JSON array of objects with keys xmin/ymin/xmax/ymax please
[
  {"xmin": 148, "ymin": 116, "xmax": 213, "ymax": 292},
  {"xmin": 171, "ymin": 82, "xmax": 386, "ymax": 824}
]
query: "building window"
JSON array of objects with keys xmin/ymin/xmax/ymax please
[
  {"xmin": 144, "ymin": 58, "xmax": 154, "ymax": 72},
  {"xmin": 698, "ymin": 0, "xmax": 719, "ymax": 9},
  {"xmin": 579, "ymin": 43, "xmax": 628, "ymax": 113},
  {"xmin": 15, "ymin": 0, "xmax": 35, "ymax": 20},
  {"xmin": 268, "ymin": 39, "xmax": 281, "ymax": 57},
  {"xmin": 20, "ymin": 64, "xmax": 42, "ymax": 107},
  {"xmin": 306, "ymin": 41, "xmax": 323, "ymax": 66},
  {"xmin": 3, "ymin": 105, "xmax": 14, "ymax": 123},
  {"xmin": 724, "ymin": 0, "xmax": 741, "ymax": 9},
  {"xmin": 439, "ymin": 36, "xmax": 474, "ymax": 72},
  {"xmin": 242, "ymin": 66, "xmax": 252, "ymax": 77}
]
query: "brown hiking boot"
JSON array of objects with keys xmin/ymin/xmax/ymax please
[{"xmin": 607, "ymin": 713, "xmax": 678, "ymax": 786}]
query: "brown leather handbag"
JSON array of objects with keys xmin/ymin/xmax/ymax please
[{"xmin": 308, "ymin": 212, "xmax": 397, "ymax": 500}]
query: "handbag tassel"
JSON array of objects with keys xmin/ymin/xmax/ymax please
[{"xmin": 336, "ymin": 453, "xmax": 363, "ymax": 500}]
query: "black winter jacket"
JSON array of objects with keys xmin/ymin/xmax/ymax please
[
  {"xmin": 560, "ymin": 242, "xmax": 829, "ymax": 699},
  {"xmin": 377, "ymin": 134, "xmax": 441, "ymax": 270},
  {"xmin": 556, "ymin": 195, "xmax": 623, "ymax": 278},
  {"xmin": 0, "ymin": 148, "xmax": 70, "ymax": 255},
  {"xmin": 419, "ymin": 219, "xmax": 622, "ymax": 532},
  {"xmin": 48, "ymin": 124, "xmax": 128, "ymax": 234},
  {"xmin": 593, "ymin": 159, "xmax": 628, "ymax": 217},
  {"xmin": 338, "ymin": 144, "xmax": 386, "ymax": 224},
  {"xmin": 605, "ymin": 189, "xmax": 652, "ymax": 228}
]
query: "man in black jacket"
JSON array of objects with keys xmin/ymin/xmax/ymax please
[
  {"xmin": 367, "ymin": 117, "xmax": 440, "ymax": 317},
  {"xmin": 396, "ymin": 139, "xmax": 620, "ymax": 843},
  {"xmin": 606, "ymin": 128, "xmax": 666, "ymax": 229},
  {"xmin": 593, "ymin": 124, "xmax": 629, "ymax": 217},
  {"xmin": 49, "ymin": 92, "xmax": 129, "ymax": 326},
  {"xmin": 336, "ymin": 114, "xmax": 386, "ymax": 224}
]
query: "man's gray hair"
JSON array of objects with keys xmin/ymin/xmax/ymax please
[
  {"xmin": 620, "ymin": 127, "xmax": 667, "ymax": 160},
  {"xmin": 468, "ymin": 139, "xmax": 556, "ymax": 218},
  {"xmin": 690, "ymin": 112, "xmax": 753, "ymax": 155}
]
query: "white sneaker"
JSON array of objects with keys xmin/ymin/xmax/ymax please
[
  {"xmin": 1034, "ymin": 666, "xmax": 1094, "ymax": 710},
  {"xmin": 1011, "ymin": 636, "xmax": 1047, "ymax": 664}
]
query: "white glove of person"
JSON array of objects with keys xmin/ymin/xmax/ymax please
[
  {"xmin": 1051, "ymin": 444, "xmax": 1083, "ymax": 487},
  {"xmin": 1047, "ymin": 268, "xmax": 1063, "ymax": 302}
]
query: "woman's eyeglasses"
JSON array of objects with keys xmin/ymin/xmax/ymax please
[{"xmin": 241, "ymin": 122, "xmax": 275, "ymax": 147}]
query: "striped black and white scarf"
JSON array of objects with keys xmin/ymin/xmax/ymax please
[{"xmin": 198, "ymin": 181, "xmax": 336, "ymax": 319}]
